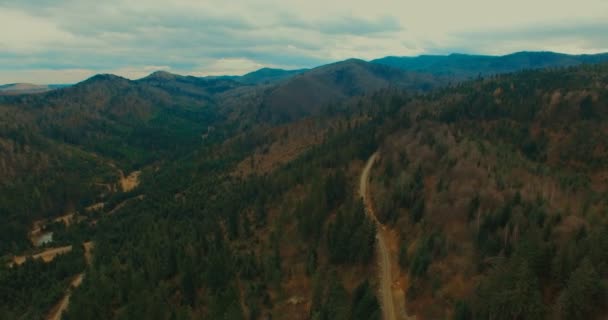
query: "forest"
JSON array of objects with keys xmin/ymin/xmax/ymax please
[{"xmin": 1, "ymin": 62, "xmax": 608, "ymax": 319}]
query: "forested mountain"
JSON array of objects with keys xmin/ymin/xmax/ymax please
[
  {"xmin": 372, "ymin": 51, "xmax": 608, "ymax": 79},
  {"xmin": 0, "ymin": 58, "xmax": 429, "ymax": 258},
  {"xmin": 0, "ymin": 73, "xmax": 228, "ymax": 255},
  {"xmin": 250, "ymin": 59, "xmax": 440, "ymax": 122},
  {"xmin": 1, "ymin": 55, "xmax": 608, "ymax": 320},
  {"xmin": 370, "ymin": 63, "xmax": 608, "ymax": 319},
  {"xmin": 238, "ymin": 68, "xmax": 308, "ymax": 84}
]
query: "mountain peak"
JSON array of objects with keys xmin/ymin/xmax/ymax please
[
  {"xmin": 339, "ymin": 58, "xmax": 367, "ymax": 65},
  {"xmin": 83, "ymin": 74, "xmax": 128, "ymax": 83},
  {"xmin": 145, "ymin": 70, "xmax": 179, "ymax": 80},
  {"xmin": 72, "ymin": 74, "xmax": 131, "ymax": 90}
]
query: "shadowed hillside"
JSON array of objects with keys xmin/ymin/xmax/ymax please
[
  {"xmin": 252, "ymin": 59, "xmax": 440, "ymax": 122},
  {"xmin": 239, "ymin": 68, "xmax": 308, "ymax": 84}
]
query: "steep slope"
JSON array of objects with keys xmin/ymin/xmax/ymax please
[
  {"xmin": 253, "ymin": 59, "xmax": 439, "ymax": 122},
  {"xmin": 1, "ymin": 73, "xmax": 225, "ymax": 164},
  {"xmin": 370, "ymin": 63, "xmax": 608, "ymax": 319},
  {"xmin": 138, "ymin": 71, "xmax": 243, "ymax": 99},
  {"xmin": 238, "ymin": 67, "xmax": 308, "ymax": 84},
  {"xmin": 0, "ymin": 73, "xmax": 229, "ymax": 255},
  {"xmin": 0, "ymin": 60, "xmax": 420, "ymax": 257},
  {"xmin": 372, "ymin": 51, "xmax": 608, "ymax": 79}
]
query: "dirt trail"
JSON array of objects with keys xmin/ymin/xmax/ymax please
[
  {"xmin": 46, "ymin": 273, "xmax": 84, "ymax": 320},
  {"xmin": 83, "ymin": 241, "xmax": 94, "ymax": 265},
  {"xmin": 46, "ymin": 242, "xmax": 93, "ymax": 320},
  {"xmin": 11, "ymin": 245, "xmax": 73, "ymax": 266},
  {"xmin": 11, "ymin": 243, "xmax": 91, "ymax": 319},
  {"xmin": 11, "ymin": 241, "xmax": 94, "ymax": 267},
  {"xmin": 360, "ymin": 153, "xmax": 397, "ymax": 320},
  {"xmin": 360, "ymin": 153, "xmax": 413, "ymax": 320},
  {"xmin": 107, "ymin": 194, "xmax": 146, "ymax": 215}
]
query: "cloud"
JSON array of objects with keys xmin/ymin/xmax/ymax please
[
  {"xmin": 0, "ymin": 8, "xmax": 76, "ymax": 52},
  {"xmin": 451, "ymin": 22, "xmax": 608, "ymax": 54},
  {"xmin": 0, "ymin": 0, "xmax": 606, "ymax": 83},
  {"xmin": 193, "ymin": 58, "xmax": 266, "ymax": 76},
  {"xmin": 0, "ymin": 69, "xmax": 97, "ymax": 84},
  {"xmin": 282, "ymin": 14, "xmax": 402, "ymax": 35}
]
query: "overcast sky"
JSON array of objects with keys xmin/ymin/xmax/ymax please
[{"xmin": 1, "ymin": 0, "xmax": 607, "ymax": 84}]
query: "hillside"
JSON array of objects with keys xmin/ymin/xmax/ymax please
[
  {"xmin": 369, "ymin": 63, "xmax": 608, "ymax": 319},
  {"xmin": 0, "ymin": 73, "xmax": 230, "ymax": 256},
  {"xmin": 2, "ymin": 58, "xmax": 608, "ymax": 320},
  {"xmin": 372, "ymin": 51, "xmax": 608, "ymax": 79},
  {"xmin": 0, "ymin": 60, "xmax": 414, "ymax": 257},
  {"xmin": 252, "ymin": 59, "xmax": 440, "ymax": 122},
  {"xmin": 239, "ymin": 68, "xmax": 308, "ymax": 84}
]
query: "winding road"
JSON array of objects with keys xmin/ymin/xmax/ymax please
[{"xmin": 360, "ymin": 152, "xmax": 397, "ymax": 320}]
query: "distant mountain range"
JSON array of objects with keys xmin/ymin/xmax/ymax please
[
  {"xmin": 0, "ymin": 83, "xmax": 69, "ymax": 95},
  {"xmin": 3, "ymin": 51, "xmax": 608, "ymax": 95},
  {"xmin": 371, "ymin": 51, "xmax": 608, "ymax": 78}
]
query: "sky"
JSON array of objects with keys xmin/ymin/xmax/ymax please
[{"xmin": 0, "ymin": 0, "xmax": 607, "ymax": 84}]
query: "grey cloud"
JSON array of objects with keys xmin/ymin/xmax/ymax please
[
  {"xmin": 1, "ymin": 0, "xmax": 606, "ymax": 83},
  {"xmin": 280, "ymin": 14, "xmax": 403, "ymax": 35},
  {"xmin": 318, "ymin": 15, "xmax": 402, "ymax": 35},
  {"xmin": 451, "ymin": 22, "xmax": 608, "ymax": 52}
]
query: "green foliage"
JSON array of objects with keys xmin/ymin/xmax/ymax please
[
  {"xmin": 398, "ymin": 237, "xmax": 409, "ymax": 269},
  {"xmin": 380, "ymin": 164, "xmax": 425, "ymax": 224},
  {"xmin": 0, "ymin": 247, "xmax": 85, "ymax": 319},
  {"xmin": 467, "ymin": 194, "xmax": 480, "ymax": 221},
  {"xmin": 475, "ymin": 258, "xmax": 544, "ymax": 320},
  {"xmin": 453, "ymin": 300, "xmax": 472, "ymax": 320},
  {"xmin": 351, "ymin": 280, "xmax": 381, "ymax": 320},
  {"xmin": 409, "ymin": 232, "xmax": 445, "ymax": 278},
  {"xmin": 327, "ymin": 200, "xmax": 376, "ymax": 265},
  {"xmin": 555, "ymin": 258, "xmax": 604, "ymax": 319},
  {"xmin": 4, "ymin": 58, "xmax": 608, "ymax": 319},
  {"xmin": 311, "ymin": 274, "xmax": 350, "ymax": 320},
  {"xmin": 311, "ymin": 273, "xmax": 379, "ymax": 320}
]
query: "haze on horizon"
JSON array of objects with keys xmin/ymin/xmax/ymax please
[{"xmin": 0, "ymin": 0, "xmax": 607, "ymax": 84}]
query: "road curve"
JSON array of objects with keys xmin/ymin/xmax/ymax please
[
  {"xmin": 47, "ymin": 273, "xmax": 84, "ymax": 320},
  {"xmin": 360, "ymin": 152, "xmax": 397, "ymax": 320},
  {"xmin": 46, "ymin": 242, "xmax": 93, "ymax": 320}
]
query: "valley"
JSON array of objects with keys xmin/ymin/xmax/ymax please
[{"xmin": 1, "ymin": 54, "xmax": 608, "ymax": 320}]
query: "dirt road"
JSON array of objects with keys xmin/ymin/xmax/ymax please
[
  {"xmin": 360, "ymin": 152, "xmax": 397, "ymax": 320},
  {"xmin": 47, "ymin": 273, "xmax": 84, "ymax": 320},
  {"xmin": 45, "ymin": 242, "xmax": 93, "ymax": 320},
  {"xmin": 11, "ymin": 245, "xmax": 73, "ymax": 266},
  {"xmin": 119, "ymin": 170, "xmax": 141, "ymax": 192}
]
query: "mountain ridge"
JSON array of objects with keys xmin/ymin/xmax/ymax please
[
  {"xmin": 371, "ymin": 51, "xmax": 608, "ymax": 78},
  {"xmin": 3, "ymin": 53, "xmax": 608, "ymax": 320},
  {"xmin": 4, "ymin": 51, "xmax": 607, "ymax": 92}
]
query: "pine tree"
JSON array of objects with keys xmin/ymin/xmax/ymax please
[{"xmin": 556, "ymin": 258, "xmax": 602, "ymax": 320}]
